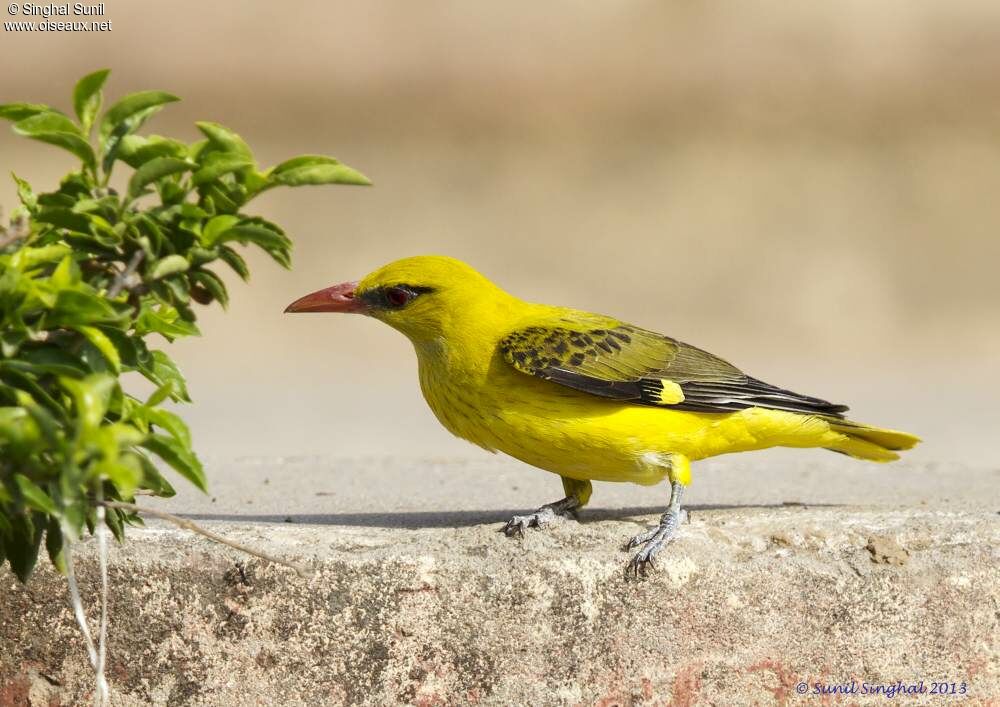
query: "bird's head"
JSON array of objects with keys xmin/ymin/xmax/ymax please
[{"xmin": 284, "ymin": 255, "xmax": 512, "ymax": 343}]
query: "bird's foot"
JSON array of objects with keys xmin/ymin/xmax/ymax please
[
  {"xmin": 624, "ymin": 508, "xmax": 687, "ymax": 579},
  {"xmin": 502, "ymin": 498, "xmax": 579, "ymax": 537}
]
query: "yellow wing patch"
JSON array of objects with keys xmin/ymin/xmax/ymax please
[{"xmin": 656, "ymin": 379, "xmax": 685, "ymax": 405}]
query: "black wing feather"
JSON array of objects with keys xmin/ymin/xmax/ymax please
[{"xmin": 499, "ymin": 321, "xmax": 848, "ymax": 418}]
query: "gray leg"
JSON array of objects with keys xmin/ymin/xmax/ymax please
[
  {"xmin": 502, "ymin": 495, "xmax": 581, "ymax": 537},
  {"xmin": 624, "ymin": 480, "xmax": 687, "ymax": 578}
]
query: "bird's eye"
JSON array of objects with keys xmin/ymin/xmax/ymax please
[{"xmin": 384, "ymin": 286, "xmax": 412, "ymax": 308}]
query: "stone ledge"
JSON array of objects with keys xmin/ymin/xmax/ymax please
[{"xmin": 1, "ymin": 507, "xmax": 998, "ymax": 705}]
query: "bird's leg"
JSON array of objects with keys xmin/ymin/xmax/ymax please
[
  {"xmin": 501, "ymin": 497, "xmax": 578, "ymax": 537},
  {"xmin": 502, "ymin": 477, "xmax": 592, "ymax": 537},
  {"xmin": 625, "ymin": 455, "xmax": 690, "ymax": 578}
]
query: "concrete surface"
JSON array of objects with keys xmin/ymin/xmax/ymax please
[
  {"xmin": 155, "ymin": 454, "xmax": 999, "ymax": 521},
  {"xmin": 1, "ymin": 458, "xmax": 998, "ymax": 705}
]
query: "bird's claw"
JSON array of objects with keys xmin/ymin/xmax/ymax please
[
  {"xmin": 501, "ymin": 505, "xmax": 566, "ymax": 537},
  {"xmin": 501, "ymin": 515, "xmax": 529, "ymax": 537},
  {"xmin": 624, "ymin": 508, "xmax": 686, "ymax": 579},
  {"xmin": 627, "ymin": 549, "xmax": 657, "ymax": 579},
  {"xmin": 623, "ymin": 528, "xmax": 659, "ymax": 551}
]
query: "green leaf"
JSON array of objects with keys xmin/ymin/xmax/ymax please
[
  {"xmin": 0, "ymin": 103, "xmax": 52, "ymax": 122},
  {"xmin": 142, "ymin": 434, "xmax": 207, "ymax": 492},
  {"xmin": 208, "ymin": 223, "xmax": 291, "ymax": 250},
  {"xmin": 175, "ymin": 204, "xmax": 212, "ymax": 220},
  {"xmin": 104, "ymin": 421, "xmax": 145, "ymax": 450},
  {"xmin": 133, "ymin": 302, "xmax": 200, "ymax": 340},
  {"xmin": 187, "ymin": 247, "xmax": 219, "ymax": 266},
  {"xmin": 218, "ymin": 246, "xmax": 250, "ymax": 281},
  {"xmin": 190, "ymin": 269, "xmax": 229, "ymax": 307},
  {"xmin": 192, "ymin": 153, "xmax": 254, "ymax": 186},
  {"xmin": 145, "ymin": 408, "xmax": 191, "ymax": 447},
  {"xmin": 5, "ymin": 513, "xmax": 42, "ymax": 583},
  {"xmin": 205, "ymin": 222, "xmax": 292, "ymax": 268},
  {"xmin": 195, "ymin": 121, "xmax": 253, "ymax": 161},
  {"xmin": 201, "ymin": 215, "xmax": 240, "ymax": 245},
  {"xmin": 117, "ymin": 135, "xmax": 187, "ymax": 168},
  {"xmin": 14, "ymin": 475, "xmax": 58, "ymax": 515},
  {"xmin": 10, "ymin": 244, "xmax": 72, "ymax": 270},
  {"xmin": 33, "ymin": 207, "xmax": 92, "ymax": 234},
  {"xmin": 12, "ymin": 173, "xmax": 37, "ymax": 210},
  {"xmin": 140, "ymin": 350, "xmax": 189, "ymax": 402},
  {"xmin": 70, "ymin": 198, "xmax": 101, "ymax": 214},
  {"xmin": 104, "ymin": 505, "xmax": 126, "ymax": 542},
  {"xmin": 127, "ymin": 157, "xmax": 194, "ymax": 199},
  {"xmin": 137, "ymin": 454, "xmax": 176, "ymax": 497},
  {"xmin": 18, "ymin": 396, "xmax": 63, "ymax": 444},
  {"xmin": 75, "ymin": 325, "xmax": 122, "ymax": 373},
  {"xmin": 0, "ymin": 407, "xmax": 41, "ymax": 454},
  {"xmin": 269, "ymin": 155, "xmax": 336, "ymax": 175},
  {"xmin": 243, "ymin": 170, "xmax": 269, "ymax": 195},
  {"xmin": 98, "ymin": 451, "xmax": 143, "ymax": 496},
  {"xmin": 99, "ymin": 90, "xmax": 179, "ymax": 144},
  {"xmin": 0, "ymin": 327, "xmax": 30, "ymax": 359},
  {"xmin": 51, "ymin": 254, "xmax": 81, "ymax": 288},
  {"xmin": 145, "ymin": 384, "xmax": 173, "ymax": 408},
  {"xmin": 200, "ymin": 182, "xmax": 241, "ymax": 214},
  {"xmin": 157, "ymin": 180, "xmax": 188, "ymax": 206},
  {"xmin": 100, "ymin": 92, "xmax": 179, "ymax": 174},
  {"xmin": 13, "ymin": 114, "xmax": 96, "ymax": 171},
  {"xmin": 265, "ymin": 155, "xmax": 371, "ymax": 189},
  {"xmin": 17, "ymin": 347, "xmax": 88, "ymax": 378},
  {"xmin": 60, "ymin": 374, "xmax": 116, "ymax": 430},
  {"xmin": 96, "ymin": 327, "xmax": 140, "ymax": 369},
  {"xmin": 73, "ymin": 69, "xmax": 110, "ymax": 133},
  {"xmin": 147, "ymin": 255, "xmax": 190, "ymax": 280},
  {"xmin": 159, "ymin": 274, "xmax": 191, "ymax": 304},
  {"xmin": 13, "ymin": 111, "xmax": 80, "ymax": 136},
  {"xmin": 45, "ymin": 516, "xmax": 66, "ymax": 574},
  {"xmin": 49, "ymin": 289, "xmax": 122, "ymax": 327}
]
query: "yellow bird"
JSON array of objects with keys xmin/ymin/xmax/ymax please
[{"xmin": 285, "ymin": 256, "xmax": 919, "ymax": 575}]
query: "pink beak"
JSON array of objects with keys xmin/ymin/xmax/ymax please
[{"xmin": 284, "ymin": 281, "xmax": 366, "ymax": 313}]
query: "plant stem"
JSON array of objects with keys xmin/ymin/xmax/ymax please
[
  {"xmin": 107, "ymin": 250, "xmax": 144, "ymax": 298},
  {"xmin": 101, "ymin": 501, "xmax": 308, "ymax": 577},
  {"xmin": 0, "ymin": 215, "xmax": 30, "ymax": 250}
]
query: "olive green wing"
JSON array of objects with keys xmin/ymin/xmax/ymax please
[{"xmin": 498, "ymin": 319, "xmax": 847, "ymax": 417}]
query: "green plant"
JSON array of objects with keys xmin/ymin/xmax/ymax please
[{"xmin": 0, "ymin": 70, "xmax": 369, "ymax": 582}]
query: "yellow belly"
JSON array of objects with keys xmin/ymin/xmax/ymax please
[{"xmin": 419, "ymin": 359, "xmax": 839, "ymax": 486}]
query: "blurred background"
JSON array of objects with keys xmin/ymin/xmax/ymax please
[{"xmin": 3, "ymin": 1, "xmax": 999, "ymax": 467}]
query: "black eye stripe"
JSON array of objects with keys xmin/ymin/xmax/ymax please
[{"xmin": 360, "ymin": 284, "xmax": 435, "ymax": 309}]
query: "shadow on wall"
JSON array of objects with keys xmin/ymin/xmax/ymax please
[{"xmin": 175, "ymin": 503, "xmax": 841, "ymax": 529}]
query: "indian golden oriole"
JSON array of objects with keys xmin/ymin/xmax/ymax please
[{"xmin": 286, "ymin": 256, "xmax": 919, "ymax": 576}]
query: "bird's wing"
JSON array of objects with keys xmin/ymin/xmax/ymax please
[{"xmin": 499, "ymin": 318, "xmax": 848, "ymax": 417}]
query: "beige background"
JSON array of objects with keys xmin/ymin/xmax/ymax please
[{"xmin": 2, "ymin": 1, "xmax": 999, "ymax": 466}]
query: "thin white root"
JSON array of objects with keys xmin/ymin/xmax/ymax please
[
  {"xmin": 60, "ymin": 499, "xmax": 304, "ymax": 706},
  {"xmin": 63, "ymin": 541, "xmax": 98, "ymax": 666},
  {"xmin": 102, "ymin": 501, "xmax": 308, "ymax": 577},
  {"xmin": 95, "ymin": 490, "xmax": 110, "ymax": 704},
  {"xmin": 63, "ymin": 534, "xmax": 109, "ymax": 706}
]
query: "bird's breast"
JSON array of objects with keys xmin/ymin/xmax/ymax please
[
  {"xmin": 414, "ymin": 350, "xmax": 680, "ymax": 483},
  {"xmin": 417, "ymin": 353, "xmax": 502, "ymax": 452}
]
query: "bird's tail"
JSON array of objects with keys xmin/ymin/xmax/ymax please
[{"xmin": 824, "ymin": 418, "xmax": 920, "ymax": 462}]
